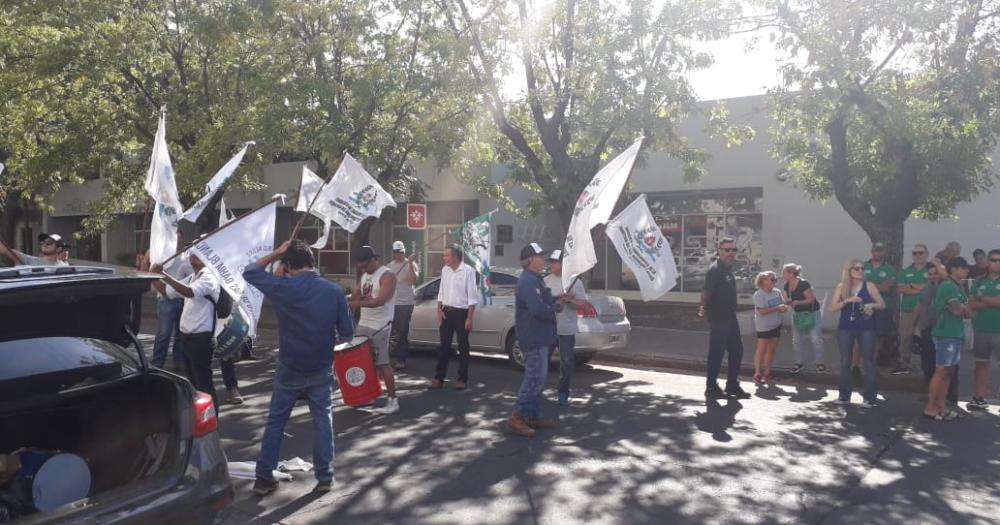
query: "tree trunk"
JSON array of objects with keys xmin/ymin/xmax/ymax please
[{"xmin": 857, "ymin": 218, "xmax": 905, "ymax": 269}]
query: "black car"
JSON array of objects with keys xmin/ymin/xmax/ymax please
[{"xmin": 0, "ymin": 266, "xmax": 232, "ymax": 524}]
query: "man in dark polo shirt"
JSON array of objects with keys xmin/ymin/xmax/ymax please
[{"xmin": 699, "ymin": 237, "xmax": 750, "ymax": 399}]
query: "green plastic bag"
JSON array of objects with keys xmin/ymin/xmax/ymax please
[{"xmin": 793, "ymin": 311, "xmax": 816, "ymax": 331}]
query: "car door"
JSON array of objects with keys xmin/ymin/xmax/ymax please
[
  {"xmin": 468, "ymin": 271, "xmax": 518, "ymax": 351},
  {"xmin": 408, "ymin": 278, "xmax": 441, "ymax": 345}
]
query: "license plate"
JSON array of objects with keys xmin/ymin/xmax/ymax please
[{"xmin": 608, "ymin": 334, "xmax": 620, "ymax": 343}]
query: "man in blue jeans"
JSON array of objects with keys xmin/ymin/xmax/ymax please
[
  {"xmin": 510, "ymin": 242, "xmax": 559, "ymax": 437},
  {"xmin": 243, "ymin": 240, "xmax": 353, "ymax": 495},
  {"xmin": 699, "ymin": 237, "xmax": 751, "ymax": 399},
  {"xmin": 147, "ymin": 236, "xmax": 193, "ymax": 369}
]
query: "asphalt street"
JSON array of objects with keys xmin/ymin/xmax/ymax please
[{"xmin": 140, "ymin": 327, "xmax": 1000, "ymax": 525}]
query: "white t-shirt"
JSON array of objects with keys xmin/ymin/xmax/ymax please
[
  {"xmin": 386, "ymin": 259, "xmax": 419, "ymax": 306},
  {"xmin": 14, "ymin": 251, "xmax": 68, "ymax": 267},
  {"xmin": 158, "ymin": 257, "xmax": 194, "ymax": 299},
  {"xmin": 165, "ymin": 269, "xmax": 221, "ymax": 334},
  {"xmin": 359, "ymin": 265, "xmax": 395, "ymax": 329},
  {"xmin": 545, "ymin": 273, "xmax": 588, "ymax": 336}
]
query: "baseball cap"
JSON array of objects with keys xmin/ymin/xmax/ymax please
[
  {"xmin": 392, "ymin": 241, "xmax": 406, "ymax": 253},
  {"xmin": 519, "ymin": 242, "xmax": 547, "ymax": 260},
  {"xmin": 353, "ymin": 245, "xmax": 377, "ymax": 262},
  {"xmin": 871, "ymin": 242, "xmax": 885, "ymax": 251},
  {"xmin": 547, "ymin": 249, "xmax": 563, "ymax": 262},
  {"xmin": 38, "ymin": 233, "xmax": 62, "ymax": 243}
]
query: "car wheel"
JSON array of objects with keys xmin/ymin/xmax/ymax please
[{"xmin": 505, "ymin": 331, "xmax": 526, "ymax": 369}]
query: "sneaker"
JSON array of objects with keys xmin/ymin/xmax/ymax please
[
  {"xmin": 427, "ymin": 379, "xmax": 443, "ymax": 390},
  {"xmin": 558, "ymin": 392, "xmax": 570, "ymax": 406},
  {"xmin": 313, "ymin": 479, "xmax": 334, "ymax": 493},
  {"xmin": 860, "ymin": 400, "xmax": 879, "ymax": 409},
  {"xmin": 381, "ymin": 397, "xmax": 399, "ymax": 414},
  {"xmin": 227, "ymin": 387, "xmax": 244, "ymax": 405},
  {"xmin": 252, "ymin": 478, "xmax": 279, "ymax": 496},
  {"xmin": 705, "ymin": 385, "xmax": 726, "ymax": 399},
  {"xmin": 790, "ymin": 363, "xmax": 803, "ymax": 374},
  {"xmin": 816, "ymin": 364, "xmax": 827, "ymax": 373},
  {"xmin": 725, "ymin": 386, "xmax": 751, "ymax": 400},
  {"xmin": 968, "ymin": 397, "xmax": 989, "ymax": 410},
  {"xmin": 835, "ymin": 397, "xmax": 850, "ymax": 405},
  {"xmin": 890, "ymin": 366, "xmax": 910, "ymax": 375}
]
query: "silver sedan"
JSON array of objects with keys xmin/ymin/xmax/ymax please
[{"xmin": 405, "ymin": 268, "xmax": 630, "ymax": 367}]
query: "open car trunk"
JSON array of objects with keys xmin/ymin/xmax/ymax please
[{"xmin": 0, "ymin": 373, "xmax": 185, "ymax": 521}]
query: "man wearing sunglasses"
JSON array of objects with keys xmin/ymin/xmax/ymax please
[
  {"xmin": 864, "ymin": 242, "xmax": 898, "ymax": 369},
  {"xmin": 699, "ymin": 237, "xmax": 750, "ymax": 399},
  {"xmin": 896, "ymin": 244, "xmax": 930, "ymax": 374},
  {"xmin": 969, "ymin": 249, "xmax": 1000, "ymax": 411},
  {"xmin": 0, "ymin": 233, "xmax": 70, "ymax": 267}
]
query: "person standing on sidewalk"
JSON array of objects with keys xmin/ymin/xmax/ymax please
[
  {"xmin": 698, "ymin": 237, "xmax": 751, "ymax": 400},
  {"xmin": 969, "ymin": 249, "xmax": 989, "ymax": 279},
  {"xmin": 544, "ymin": 249, "xmax": 589, "ymax": 406},
  {"xmin": 510, "ymin": 242, "xmax": 559, "ymax": 437},
  {"xmin": 752, "ymin": 271, "xmax": 786, "ymax": 384},
  {"xmin": 864, "ymin": 242, "xmax": 897, "ymax": 368},
  {"xmin": 150, "ymin": 253, "xmax": 221, "ymax": 410},
  {"xmin": 830, "ymin": 259, "xmax": 885, "ymax": 407},
  {"xmin": 350, "ymin": 246, "xmax": 400, "ymax": 414},
  {"xmin": 914, "ymin": 263, "xmax": 960, "ymax": 403},
  {"xmin": 428, "ymin": 244, "xmax": 480, "ymax": 391},
  {"xmin": 895, "ymin": 244, "xmax": 930, "ymax": 375},
  {"xmin": 968, "ymin": 249, "xmax": 1000, "ymax": 411},
  {"xmin": 243, "ymin": 240, "xmax": 354, "ymax": 495},
  {"xmin": 147, "ymin": 233, "xmax": 194, "ymax": 370},
  {"xmin": 924, "ymin": 257, "xmax": 972, "ymax": 420},
  {"xmin": 782, "ymin": 263, "xmax": 825, "ymax": 374},
  {"xmin": 387, "ymin": 241, "xmax": 419, "ymax": 370}
]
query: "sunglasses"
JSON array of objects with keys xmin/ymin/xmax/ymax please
[
  {"xmin": 720, "ymin": 248, "xmax": 737, "ymax": 253},
  {"xmin": 912, "ymin": 251, "xmax": 925, "ymax": 255},
  {"xmin": 851, "ymin": 266, "xmax": 864, "ymax": 271}
]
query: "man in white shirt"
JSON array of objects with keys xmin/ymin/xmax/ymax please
[
  {"xmin": 151, "ymin": 253, "xmax": 222, "ymax": 409},
  {"xmin": 429, "ymin": 244, "xmax": 480, "ymax": 390},
  {"xmin": 0, "ymin": 233, "xmax": 70, "ymax": 267},
  {"xmin": 350, "ymin": 246, "xmax": 400, "ymax": 414},
  {"xmin": 544, "ymin": 250, "xmax": 589, "ymax": 406},
  {"xmin": 387, "ymin": 241, "xmax": 419, "ymax": 369}
]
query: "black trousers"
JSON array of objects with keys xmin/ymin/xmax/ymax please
[
  {"xmin": 435, "ymin": 307, "xmax": 471, "ymax": 382},
  {"xmin": 181, "ymin": 332, "xmax": 218, "ymax": 410}
]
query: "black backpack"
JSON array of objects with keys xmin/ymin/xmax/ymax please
[{"xmin": 209, "ymin": 289, "xmax": 233, "ymax": 319}]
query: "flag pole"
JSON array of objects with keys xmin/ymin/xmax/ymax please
[
  {"xmin": 156, "ymin": 195, "xmax": 282, "ymax": 269},
  {"xmin": 291, "ymin": 153, "xmax": 346, "ymax": 241}
]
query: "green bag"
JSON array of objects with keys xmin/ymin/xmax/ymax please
[{"xmin": 793, "ymin": 311, "xmax": 816, "ymax": 331}]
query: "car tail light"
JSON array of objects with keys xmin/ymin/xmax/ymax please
[
  {"xmin": 193, "ymin": 391, "xmax": 218, "ymax": 437},
  {"xmin": 576, "ymin": 303, "xmax": 597, "ymax": 318}
]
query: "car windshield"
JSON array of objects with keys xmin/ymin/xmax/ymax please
[{"xmin": 0, "ymin": 337, "xmax": 138, "ymax": 398}]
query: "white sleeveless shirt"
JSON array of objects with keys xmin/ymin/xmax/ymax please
[{"xmin": 359, "ymin": 265, "xmax": 395, "ymax": 329}]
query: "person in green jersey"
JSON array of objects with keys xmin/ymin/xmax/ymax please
[
  {"xmin": 864, "ymin": 242, "xmax": 898, "ymax": 368},
  {"xmin": 895, "ymin": 244, "xmax": 929, "ymax": 374},
  {"xmin": 924, "ymin": 257, "xmax": 972, "ymax": 421},
  {"xmin": 968, "ymin": 249, "xmax": 1000, "ymax": 411}
]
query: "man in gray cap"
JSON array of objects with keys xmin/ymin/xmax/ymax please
[
  {"xmin": 0, "ymin": 233, "xmax": 70, "ymax": 266},
  {"xmin": 387, "ymin": 240, "xmax": 420, "ymax": 369}
]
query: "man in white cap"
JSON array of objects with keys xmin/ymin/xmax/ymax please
[
  {"xmin": 0, "ymin": 233, "xmax": 70, "ymax": 266},
  {"xmin": 544, "ymin": 249, "xmax": 589, "ymax": 405},
  {"xmin": 387, "ymin": 240, "xmax": 420, "ymax": 369}
]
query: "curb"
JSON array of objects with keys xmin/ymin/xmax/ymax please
[{"xmin": 593, "ymin": 351, "xmax": 927, "ymax": 394}]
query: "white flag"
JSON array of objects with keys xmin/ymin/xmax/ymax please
[
  {"xmin": 144, "ymin": 111, "xmax": 182, "ymax": 264},
  {"xmin": 181, "ymin": 141, "xmax": 254, "ymax": 223},
  {"xmin": 310, "ymin": 153, "xmax": 396, "ymax": 233},
  {"xmin": 219, "ymin": 198, "xmax": 234, "ymax": 226},
  {"xmin": 606, "ymin": 195, "xmax": 678, "ymax": 301},
  {"xmin": 188, "ymin": 200, "xmax": 277, "ymax": 335},
  {"xmin": 562, "ymin": 139, "xmax": 642, "ymax": 289},
  {"xmin": 295, "ymin": 166, "xmax": 326, "ymax": 213},
  {"xmin": 0, "ymin": 162, "xmax": 5, "ymax": 175}
]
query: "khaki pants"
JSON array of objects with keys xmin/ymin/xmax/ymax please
[{"xmin": 898, "ymin": 309, "xmax": 919, "ymax": 367}]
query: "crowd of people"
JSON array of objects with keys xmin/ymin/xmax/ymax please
[{"xmin": 703, "ymin": 237, "xmax": 1000, "ymax": 421}]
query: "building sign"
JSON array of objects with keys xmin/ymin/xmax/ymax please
[{"xmin": 406, "ymin": 203, "xmax": 427, "ymax": 230}]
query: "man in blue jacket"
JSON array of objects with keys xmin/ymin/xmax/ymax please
[
  {"xmin": 511, "ymin": 242, "xmax": 560, "ymax": 437},
  {"xmin": 243, "ymin": 240, "xmax": 354, "ymax": 496}
]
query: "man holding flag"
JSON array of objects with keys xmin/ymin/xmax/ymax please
[{"xmin": 544, "ymin": 250, "xmax": 589, "ymax": 406}]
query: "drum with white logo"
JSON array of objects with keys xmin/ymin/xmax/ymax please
[{"xmin": 332, "ymin": 336, "xmax": 381, "ymax": 406}]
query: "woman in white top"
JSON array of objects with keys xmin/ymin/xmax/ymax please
[{"xmin": 753, "ymin": 270, "xmax": 788, "ymax": 384}]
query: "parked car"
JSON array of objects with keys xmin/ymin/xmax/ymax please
[
  {"xmin": 0, "ymin": 265, "xmax": 233, "ymax": 524},
  {"xmin": 406, "ymin": 268, "xmax": 629, "ymax": 367}
]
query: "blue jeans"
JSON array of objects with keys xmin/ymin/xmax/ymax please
[
  {"xmin": 707, "ymin": 316, "xmax": 744, "ymax": 389},
  {"xmin": 553, "ymin": 335, "xmax": 575, "ymax": 394},
  {"xmin": 256, "ymin": 365, "xmax": 335, "ymax": 483},
  {"xmin": 515, "ymin": 346, "xmax": 551, "ymax": 418},
  {"xmin": 392, "ymin": 304, "xmax": 414, "ymax": 362},
  {"xmin": 152, "ymin": 297, "xmax": 184, "ymax": 368},
  {"xmin": 837, "ymin": 329, "xmax": 877, "ymax": 403},
  {"xmin": 792, "ymin": 311, "xmax": 825, "ymax": 366}
]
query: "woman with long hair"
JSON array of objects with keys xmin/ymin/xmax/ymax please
[
  {"xmin": 752, "ymin": 270, "xmax": 787, "ymax": 384},
  {"xmin": 829, "ymin": 259, "xmax": 886, "ymax": 407},
  {"xmin": 782, "ymin": 263, "xmax": 825, "ymax": 373}
]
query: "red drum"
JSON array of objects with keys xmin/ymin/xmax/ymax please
[{"xmin": 333, "ymin": 336, "xmax": 382, "ymax": 406}]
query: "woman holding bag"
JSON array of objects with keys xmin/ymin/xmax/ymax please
[
  {"xmin": 752, "ymin": 271, "xmax": 787, "ymax": 384},
  {"xmin": 783, "ymin": 263, "xmax": 826, "ymax": 373}
]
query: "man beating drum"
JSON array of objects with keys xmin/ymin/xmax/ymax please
[{"xmin": 350, "ymin": 245, "xmax": 400, "ymax": 414}]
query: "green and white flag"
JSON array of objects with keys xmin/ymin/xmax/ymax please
[{"xmin": 453, "ymin": 212, "xmax": 493, "ymax": 305}]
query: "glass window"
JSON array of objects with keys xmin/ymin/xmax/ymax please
[{"xmin": 317, "ymin": 227, "xmax": 352, "ymax": 276}]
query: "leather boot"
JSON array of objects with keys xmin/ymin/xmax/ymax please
[
  {"xmin": 526, "ymin": 417, "xmax": 555, "ymax": 430},
  {"xmin": 508, "ymin": 411, "xmax": 536, "ymax": 437}
]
